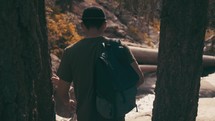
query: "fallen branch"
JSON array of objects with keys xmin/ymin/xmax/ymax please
[{"xmin": 129, "ymin": 46, "xmax": 215, "ymax": 67}]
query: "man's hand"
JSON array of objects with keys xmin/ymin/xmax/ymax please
[
  {"xmin": 69, "ymin": 99, "xmax": 76, "ymax": 112},
  {"xmin": 52, "ymin": 77, "xmax": 72, "ymax": 118},
  {"xmin": 51, "ymin": 74, "xmax": 76, "ymax": 118},
  {"xmin": 130, "ymin": 61, "xmax": 144, "ymax": 87}
]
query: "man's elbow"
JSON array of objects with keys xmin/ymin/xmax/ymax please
[{"xmin": 137, "ymin": 75, "xmax": 144, "ymax": 87}]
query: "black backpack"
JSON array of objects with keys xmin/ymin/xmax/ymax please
[{"xmin": 94, "ymin": 39, "xmax": 139, "ymax": 119}]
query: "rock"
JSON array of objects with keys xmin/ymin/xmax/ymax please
[
  {"xmin": 204, "ymin": 35, "xmax": 215, "ymax": 55},
  {"xmin": 51, "ymin": 53, "xmax": 61, "ymax": 74}
]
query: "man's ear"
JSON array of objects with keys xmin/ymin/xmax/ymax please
[{"xmin": 100, "ymin": 21, "xmax": 107, "ymax": 31}]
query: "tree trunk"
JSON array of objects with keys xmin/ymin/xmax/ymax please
[
  {"xmin": 152, "ymin": 0, "xmax": 209, "ymax": 121},
  {"xmin": 0, "ymin": 0, "xmax": 55, "ymax": 121},
  {"xmin": 123, "ymin": 0, "xmax": 133, "ymax": 12}
]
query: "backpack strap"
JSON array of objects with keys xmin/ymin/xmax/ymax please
[{"xmin": 107, "ymin": 38, "xmax": 122, "ymax": 46}]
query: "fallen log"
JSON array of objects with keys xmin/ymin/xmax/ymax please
[
  {"xmin": 138, "ymin": 64, "xmax": 215, "ymax": 77},
  {"xmin": 139, "ymin": 65, "xmax": 157, "ymax": 73},
  {"xmin": 129, "ymin": 46, "xmax": 215, "ymax": 67},
  {"xmin": 203, "ymin": 55, "xmax": 215, "ymax": 67},
  {"xmin": 129, "ymin": 46, "xmax": 158, "ymax": 65}
]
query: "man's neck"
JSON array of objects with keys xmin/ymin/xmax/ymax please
[{"xmin": 85, "ymin": 28, "xmax": 103, "ymax": 38}]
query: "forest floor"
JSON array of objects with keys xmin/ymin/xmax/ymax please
[
  {"xmin": 125, "ymin": 73, "xmax": 215, "ymax": 121},
  {"xmin": 125, "ymin": 97, "xmax": 215, "ymax": 121},
  {"xmin": 56, "ymin": 73, "xmax": 215, "ymax": 121}
]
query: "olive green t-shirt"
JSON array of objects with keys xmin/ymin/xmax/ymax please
[{"xmin": 57, "ymin": 36, "xmax": 135, "ymax": 121}]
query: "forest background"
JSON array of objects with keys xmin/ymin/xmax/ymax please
[
  {"xmin": 46, "ymin": 0, "xmax": 215, "ymax": 121},
  {"xmin": 46, "ymin": 0, "xmax": 215, "ymax": 59},
  {"xmin": 0, "ymin": 0, "xmax": 214, "ymax": 121}
]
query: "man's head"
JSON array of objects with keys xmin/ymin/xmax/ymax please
[{"xmin": 81, "ymin": 7, "xmax": 106, "ymax": 30}]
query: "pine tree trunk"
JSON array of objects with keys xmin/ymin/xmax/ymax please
[
  {"xmin": 123, "ymin": 0, "xmax": 133, "ymax": 12},
  {"xmin": 0, "ymin": 0, "xmax": 55, "ymax": 121},
  {"xmin": 152, "ymin": 0, "xmax": 208, "ymax": 121}
]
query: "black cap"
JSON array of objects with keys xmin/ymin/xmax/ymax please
[{"xmin": 81, "ymin": 7, "xmax": 106, "ymax": 20}]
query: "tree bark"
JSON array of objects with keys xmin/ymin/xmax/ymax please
[
  {"xmin": 0, "ymin": 0, "xmax": 55, "ymax": 121},
  {"xmin": 152, "ymin": 0, "xmax": 209, "ymax": 121}
]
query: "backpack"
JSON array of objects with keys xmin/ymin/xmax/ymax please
[{"xmin": 94, "ymin": 39, "xmax": 139, "ymax": 119}]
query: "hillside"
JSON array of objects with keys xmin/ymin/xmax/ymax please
[{"xmin": 46, "ymin": 0, "xmax": 215, "ymax": 58}]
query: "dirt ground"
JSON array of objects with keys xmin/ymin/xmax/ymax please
[
  {"xmin": 56, "ymin": 98, "xmax": 215, "ymax": 121},
  {"xmin": 125, "ymin": 96, "xmax": 215, "ymax": 121},
  {"xmin": 126, "ymin": 73, "xmax": 215, "ymax": 121},
  {"xmin": 56, "ymin": 73, "xmax": 215, "ymax": 121}
]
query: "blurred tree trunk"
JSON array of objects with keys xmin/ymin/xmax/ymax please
[
  {"xmin": 55, "ymin": 0, "xmax": 73, "ymax": 12},
  {"xmin": 0, "ymin": 0, "xmax": 55, "ymax": 121},
  {"xmin": 208, "ymin": 0, "xmax": 215, "ymax": 28},
  {"xmin": 55, "ymin": 0, "xmax": 84, "ymax": 12},
  {"xmin": 123, "ymin": 0, "xmax": 140, "ymax": 14},
  {"xmin": 152, "ymin": 0, "xmax": 208, "ymax": 121},
  {"xmin": 123, "ymin": 0, "xmax": 134, "ymax": 12}
]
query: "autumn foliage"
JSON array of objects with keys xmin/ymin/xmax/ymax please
[{"xmin": 46, "ymin": 7, "xmax": 83, "ymax": 57}]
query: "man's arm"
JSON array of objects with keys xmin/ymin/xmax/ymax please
[
  {"xmin": 52, "ymin": 76, "xmax": 73, "ymax": 118},
  {"xmin": 56, "ymin": 79, "xmax": 71, "ymax": 105},
  {"xmin": 121, "ymin": 45, "xmax": 144, "ymax": 87},
  {"xmin": 130, "ymin": 61, "xmax": 144, "ymax": 87}
]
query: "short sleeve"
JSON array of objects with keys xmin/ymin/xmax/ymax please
[
  {"xmin": 57, "ymin": 49, "xmax": 73, "ymax": 82},
  {"xmin": 122, "ymin": 45, "xmax": 136, "ymax": 64}
]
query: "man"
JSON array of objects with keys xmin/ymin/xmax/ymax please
[{"xmin": 52, "ymin": 7, "xmax": 144, "ymax": 121}]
